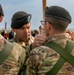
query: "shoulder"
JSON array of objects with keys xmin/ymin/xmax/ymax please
[
  {"xmin": 26, "ymin": 46, "xmax": 52, "ymax": 72},
  {"xmin": 28, "ymin": 45, "xmax": 59, "ymax": 61},
  {"xmin": 28, "ymin": 46, "xmax": 50, "ymax": 60},
  {"xmin": 30, "ymin": 46, "xmax": 50, "ymax": 53},
  {"xmin": 11, "ymin": 42, "xmax": 26, "ymax": 54}
]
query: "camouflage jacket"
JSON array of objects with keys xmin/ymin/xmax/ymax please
[
  {"xmin": 9, "ymin": 35, "xmax": 34, "ymax": 53},
  {"xmin": 0, "ymin": 34, "xmax": 26, "ymax": 75},
  {"xmin": 25, "ymin": 33, "xmax": 74, "ymax": 75}
]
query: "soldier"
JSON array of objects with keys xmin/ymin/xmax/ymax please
[
  {"xmin": 25, "ymin": 6, "xmax": 74, "ymax": 75},
  {"xmin": 10, "ymin": 11, "xmax": 47, "ymax": 75},
  {"xmin": 10, "ymin": 11, "xmax": 47, "ymax": 53},
  {"xmin": 0, "ymin": 4, "xmax": 27, "ymax": 75}
]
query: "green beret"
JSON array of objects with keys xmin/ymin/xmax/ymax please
[
  {"xmin": 11, "ymin": 11, "xmax": 31, "ymax": 29},
  {"xmin": 45, "ymin": 6, "xmax": 71, "ymax": 23},
  {"xmin": 0, "ymin": 4, "xmax": 4, "ymax": 16}
]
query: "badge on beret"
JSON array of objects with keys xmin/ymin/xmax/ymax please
[{"xmin": 27, "ymin": 14, "xmax": 31, "ymax": 23}]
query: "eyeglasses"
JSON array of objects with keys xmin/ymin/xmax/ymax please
[
  {"xmin": 41, "ymin": 21, "xmax": 46, "ymax": 25},
  {"xmin": 40, "ymin": 20, "xmax": 53, "ymax": 25}
]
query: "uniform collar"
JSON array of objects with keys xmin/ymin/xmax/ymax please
[{"xmin": 47, "ymin": 33, "xmax": 70, "ymax": 42}]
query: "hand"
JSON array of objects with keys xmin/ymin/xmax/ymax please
[{"xmin": 31, "ymin": 34, "xmax": 48, "ymax": 49}]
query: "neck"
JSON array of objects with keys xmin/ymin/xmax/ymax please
[{"xmin": 49, "ymin": 29, "xmax": 65, "ymax": 36}]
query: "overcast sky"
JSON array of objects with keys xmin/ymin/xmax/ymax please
[{"xmin": 0, "ymin": 0, "xmax": 74, "ymax": 30}]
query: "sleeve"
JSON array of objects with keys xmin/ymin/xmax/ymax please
[
  {"xmin": 0, "ymin": 34, "xmax": 13, "ymax": 52},
  {"xmin": 25, "ymin": 51, "xmax": 38, "ymax": 75},
  {"xmin": 11, "ymin": 42, "xmax": 27, "ymax": 69},
  {"xmin": 25, "ymin": 47, "xmax": 44, "ymax": 75},
  {"xmin": 0, "ymin": 36, "xmax": 27, "ymax": 75}
]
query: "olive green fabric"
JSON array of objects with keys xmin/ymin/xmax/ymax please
[
  {"xmin": 45, "ymin": 41, "xmax": 74, "ymax": 75},
  {"xmin": 0, "ymin": 42, "xmax": 14, "ymax": 65},
  {"xmin": 25, "ymin": 33, "xmax": 74, "ymax": 75}
]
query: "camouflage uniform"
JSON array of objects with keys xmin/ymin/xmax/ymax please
[
  {"xmin": 25, "ymin": 33, "xmax": 74, "ymax": 75},
  {"xmin": 9, "ymin": 35, "xmax": 34, "ymax": 53},
  {"xmin": 0, "ymin": 34, "xmax": 26, "ymax": 75}
]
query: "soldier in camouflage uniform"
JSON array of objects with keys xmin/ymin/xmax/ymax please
[
  {"xmin": 10, "ymin": 11, "xmax": 47, "ymax": 52},
  {"xmin": 0, "ymin": 36, "xmax": 26, "ymax": 75},
  {"xmin": 10, "ymin": 11, "xmax": 34, "ymax": 49},
  {"xmin": 25, "ymin": 6, "xmax": 74, "ymax": 75},
  {"xmin": 10, "ymin": 11, "xmax": 47, "ymax": 75},
  {"xmin": 0, "ymin": 4, "xmax": 26, "ymax": 75}
]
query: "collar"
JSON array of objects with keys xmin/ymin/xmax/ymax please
[{"xmin": 48, "ymin": 33, "xmax": 70, "ymax": 42}]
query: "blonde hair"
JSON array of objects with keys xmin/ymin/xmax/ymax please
[{"xmin": 66, "ymin": 30, "xmax": 74, "ymax": 41}]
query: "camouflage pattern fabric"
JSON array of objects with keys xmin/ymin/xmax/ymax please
[
  {"xmin": 9, "ymin": 35, "xmax": 34, "ymax": 52},
  {"xmin": 25, "ymin": 33, "xmax": 74, "ymax": 75},
  {"xmin": 0, "ymin": 34, "xmax": 26, "ymax": 75}
]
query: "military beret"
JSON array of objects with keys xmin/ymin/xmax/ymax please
[
  {"xmin": 11, "ymin": 11, "xmax": 31, "ymax": 29},
  {"xmin": 45, "ymin": 6, "xmax": 71, "ymax": 23},
  {"xmin": 0, "ymin": 4, "xmax": 4, "ymax": 16}
]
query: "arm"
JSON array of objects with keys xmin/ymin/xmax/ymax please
[
  {"xmin": 30, "ymin": 35, "xmax": 47, "ymax": 49},
  {"xmin": 26, "ymin": 35, "xmax": 48, "ymax": 54},
  {"xmin": 25, "ymin": 49, "xmax": 39, "ymax": 75},
  {"xmin": 0, "ymin": 34, "xmax": 26, "ymax": 75},
  {"xmin": 25, "ymin": 46, "xmax": 48, "ymax": 75}
]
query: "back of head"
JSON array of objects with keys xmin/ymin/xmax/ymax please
[
  {"xmin": 45, "ymin": 6, "xmax": 71, "ymax": 23},
  {"xmin": 0, "ymin": 4, "xmax": 4, "ymax": 16},
  {"xmin": 11, "ymin": 11, "xmax": 31, "ymax": 29},
  {"xmin": 45, "ymin": 6, "xmax": 72, "ymax": 31}
]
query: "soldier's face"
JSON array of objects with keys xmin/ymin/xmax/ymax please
[
  {"xmin": 0, "ymin": 15, "xmax": 3, "ymax": 22},
  {"xmin": 13, "ymin": 23, "xmax": 31, "ymax": 42}
]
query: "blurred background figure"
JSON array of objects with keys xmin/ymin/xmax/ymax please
[
  {"xmin": 31, "ymin": 30, "xmax": 39, "ymax": 37},
  {"xmin": 9, "ymin": 29, "xmax": 14, "ymax": 40},
  {"xmin": 34, "ymin": 30, "xmax": 39, "ymax": 36},
  {"xmin": 39, "ymin": 25, "xmax": 45, "ymax": 35},
  {"xmin": 65, "ymin": 29, "xmax": 74, "ymax": 41},
  {"xmin": 1, "ymin": 29, "xmax": 8, "ymax": 40},
  {"xmin": 31, "ymin": 30, "xmax": 35, "ymax": 37},
  {"xmin": 1, "ymin": 29, "xmax": 5, "ymax": 37},
  {"xmin": 4, "ymin": 30, "xmax": 8, "ymax": 39}
]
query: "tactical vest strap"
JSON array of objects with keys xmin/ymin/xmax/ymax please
[
  {"xmin": 45, "ymin": 41, "xmax": 74, "ymax": 75},
  {"xmin": 0, "ymin": 42, "xmax": 14, "ymax": 65}
]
